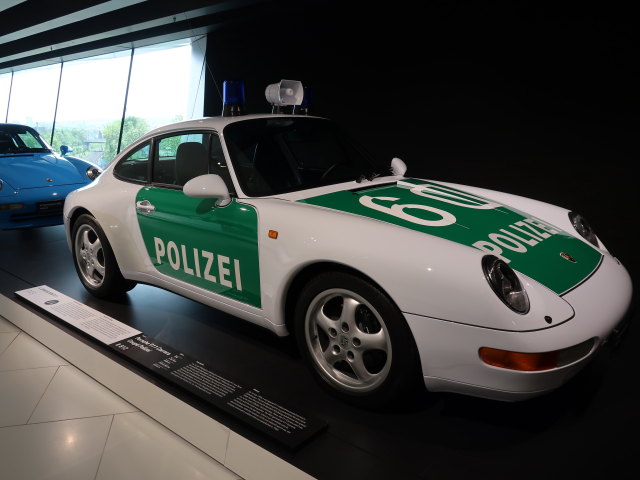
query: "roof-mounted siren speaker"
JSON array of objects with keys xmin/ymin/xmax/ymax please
[
  {"xmin": 265, "ymin": 79, "xmax": 303, "ymax": 114},
  {"xmin": 222, "ymin": 80, "xmax": 246, "ymax": 117}
]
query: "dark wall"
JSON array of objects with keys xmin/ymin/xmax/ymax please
[{"xmin": 205, "ymin": 1, "xmax": 637, "ymax": 288}]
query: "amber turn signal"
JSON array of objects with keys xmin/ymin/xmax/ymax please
[
  {"xmin": 479, "ymin": 347, "xmax": 559, "ymax": 371},
  {"xmin": 268, "ymin": 230, "xmax": 278, "ymax": 239}
]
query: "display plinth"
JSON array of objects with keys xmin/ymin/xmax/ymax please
[{"xmin": 15, "ymin": 285, "xmax": 326, "ymax": 450}]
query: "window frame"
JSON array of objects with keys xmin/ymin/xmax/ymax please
[
  {"xmin": 150, "ymin": 130, "xmax": 212, "ymax": 190},
  {"xmin": 112, "ymin": 129, "xmax": 235, "ymax": 197},
  {"xmin": 113, "ymin": 141, "xmax": 152, "ymax": 185}
]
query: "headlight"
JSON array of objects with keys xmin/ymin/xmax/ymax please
[
  {"xmin": 482, "ymin": 255, "xmax": 530, "ymax": 314},
  {"xmin": 86, "ymin": 166, "xmax": 102, "ymax": 180},
  {"xmin": 568, "ymin": 211, "xmax": 599, "ymax": 247}
]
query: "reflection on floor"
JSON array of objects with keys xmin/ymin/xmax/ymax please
[{"xmin": 0, "ymin": 315, "xmax": 243, "ymax": 480}]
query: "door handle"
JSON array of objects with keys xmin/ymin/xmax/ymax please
[{"xmin": 136, "ymin": 200, "xmax": 156, "ymax": 214}]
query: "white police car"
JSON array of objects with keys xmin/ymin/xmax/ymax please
[{"xmin": 63, "ymin": 80, "xmax": 633, "ymax": 407}]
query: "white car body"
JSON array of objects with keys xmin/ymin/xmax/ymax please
[{"xmin": 63, "ymin": 114, "xmax": 633, "ymax": 403}]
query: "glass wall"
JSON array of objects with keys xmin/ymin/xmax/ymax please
[
  {"xmin": 6, "ymin": 64, "xmax": 61, "ymax": 135},
  {"xmin": 126, "ymin": 43, "xmax": 190, "ymax": 133},
  {"xmin": 0, "ymin": 73, "xmax": 11, "ymax": 122},
  {"xmin": 1, "ymin": 36, "xmax": 205, "ymax": 167},
  {"xmin": 118, "ymin": 38, "xmax": 204, "ymax": 163},
  {"xmin": 52, "ymin": 51, "xmax": 131, "ymax": 165}
]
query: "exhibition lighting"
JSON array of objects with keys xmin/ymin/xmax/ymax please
[{"xmin": 222, "ymin": 80, "xmax": 246, "ymax": 117}]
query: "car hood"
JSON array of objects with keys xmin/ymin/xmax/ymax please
[
  {"xmin": 0, "ymin": 153, "xmax": 86, "ymax": 189},
  {"xmin": 298, "ymin": 178, "xmax": 602, "ymax": 295}
]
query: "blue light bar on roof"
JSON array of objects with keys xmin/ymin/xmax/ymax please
[
  {"xmin": 222, "ymin": 80, "xmax": 246, "ymax": 117},
  {"xmin": 294, "ymin": 86, "xmax": 312, "ymax": 115}
]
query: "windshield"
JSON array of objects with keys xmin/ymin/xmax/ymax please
[
  {"xmin": 0, "ymin": 125, "xmax": 52, "ymax": 155},
  {"xmin": 223, "ymin": 117, "xmax": 380, "ymax": 196}
]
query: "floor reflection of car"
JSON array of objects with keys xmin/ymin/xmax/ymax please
[
  {"xmin": 63, "ymin": 80, "xmax": 633, "ymax": 408},
  {"xmin": 0, "ymin": 123, "xmax": 101, "ymax": 229}
]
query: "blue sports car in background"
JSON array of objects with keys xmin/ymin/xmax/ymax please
[{"xmin": 0, "ymin": 123, "xmax": 101, "ymax": 230}]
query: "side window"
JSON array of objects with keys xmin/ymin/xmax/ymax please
[
  {"xmin": 114, "ymin": 143, "xmax": 150, "ymax": 183},
  {"xmin": 17, "ymin": 132, "xmax": 42, "ymax": 149},
  {"xmin": 0, "ymin": 133, "xmax": 17, "ymax": 153},
  {"xmin": 153, "ymin": 133, "xmax": 209, "ymax": 187}
]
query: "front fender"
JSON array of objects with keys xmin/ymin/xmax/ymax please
[
  {"xmin": 252, "ymin": 199, "xmax": 573, "ymax": 332},
  {"xmin": 64, "ymin": 155, "xmax": 100, "ymax": 182},
  {"xmin": 63, "ymin": 172, "xmax": 146, "ymax": 275}
]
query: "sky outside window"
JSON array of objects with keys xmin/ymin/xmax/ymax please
[
  {"xmin": 6, "ymin": 64, "xmax": 61, "ymax": 131},
  {"xmin": 52, "ymin": 51, "xmax": 131, "ymax": 166},
  {"xmin": 125, "ymin": 42, "xmax": 193, "ymax": 129},
  {"xmin": 0, "ymin": 73, "xmax": 11, "ymax": 121},
  {"xmin": 115, "ymin": 41, "xmax": 196, "ymax": 165},
  {"xmin": 54, "ymin": 52, "xmax": 131, "ymax": 126},
  {"xmin": 2, "ymin": 37, "xmax": 204, "ymax": 167}
]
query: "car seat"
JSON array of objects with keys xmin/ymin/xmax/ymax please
[{"xmin": 174, "ymin": 141, "xmax": 209, "ymax": 186}]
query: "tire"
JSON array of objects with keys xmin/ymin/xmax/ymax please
[
  {"xmin": 71, "ymin": 213, "xmax": 136, "ymax": 298},
  {"xmin": 294, "ymin": 271, "xmax": 421, "ymax": 408}
]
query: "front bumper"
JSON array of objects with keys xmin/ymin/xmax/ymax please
[
  {"xmin": 0, "ymin": 184, "xmax": 84, "ymax": 230},
  {"xmin": 405, "ymin": 253, "xmax": 633, "ymax": 401}
]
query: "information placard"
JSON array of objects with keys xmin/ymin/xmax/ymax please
[
  {"xmin": 112, "ymin": 333, "xmax": 326, "ymax": 448},
  {"xmin": 16, "ymin": 285, "xmax": 326, "ymax": 449},
  {"xmin": 15, "ymin": 286, "xmax": 141, "ymax": 344}
]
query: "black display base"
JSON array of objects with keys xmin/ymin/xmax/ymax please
[
  {"xmin": 116, "ymin": 333, "xmax": 326, "ymax": 449},
  {"xmin": 1, "ymin": 225, "xmax": 638, "ymax": 480}
]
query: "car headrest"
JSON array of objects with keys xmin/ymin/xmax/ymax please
[{"xmin": 175, "ymin": 142, "xmax": 208, "ymax": 186}]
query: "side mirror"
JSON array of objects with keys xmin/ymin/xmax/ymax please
[
  {"xmin": 183, "ymin": 174, "xmax": 231, "ymax": 207},
  {"xmin": 390, "ymin": 157, "xmax": 407, "ymax": 176},
  {"xmin": 60, "ymin": 145, "xmax": 72, "ymax": 155}
]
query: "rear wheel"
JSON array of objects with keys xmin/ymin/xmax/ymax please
[
  {"xmin": 294, "ymin": 271, "xmax": 420, "ymax": 408},
  {"xmin": 72, "ymin": 214, "xmax": 136, "ymax": 298}
]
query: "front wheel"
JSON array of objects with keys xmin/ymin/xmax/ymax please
[
  {"xmin": 294, "ymin": 271, "xmax": 421, "ymax": 408},
  {"xmin": 72, "ymin": 214, "xmax": 136, "ymax": 298}
]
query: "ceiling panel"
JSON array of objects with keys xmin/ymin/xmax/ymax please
[{"xmin": 0, "ymin": 0, "xmax": 271, "ymax": 72}]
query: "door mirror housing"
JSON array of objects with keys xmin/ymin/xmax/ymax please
[{"xmin": 183, "ymin": 174, "xmax": 231, "ymax": 206}]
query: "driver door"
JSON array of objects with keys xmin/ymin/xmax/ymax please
[{"xmin": 135, "ymin": 131, "xmax": 261, "ymax": 307}]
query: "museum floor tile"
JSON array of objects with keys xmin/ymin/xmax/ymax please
[{"xmin": 0, "ymin": 315, "xmax": 243, "ymax": 480}]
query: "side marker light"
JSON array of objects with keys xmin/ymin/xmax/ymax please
[
  {"xmin": 480, "ymin": 339, "xmax": 595, "ymax": 371},
  {"xmin": 479, "ymin": 347, "xmax": 558, "ymax": 371},
  {"xmin": 268, "ymin": 230, "xmax": 278, "ymax": 239}
]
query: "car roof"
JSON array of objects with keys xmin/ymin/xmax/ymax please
[
  {"xmin": 0, "ymin": 123, "xmax": 38, "ymax": 132},
  {"xmin": 141, "ymin": 113, "xmax": 326, "ymax": 139}
]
